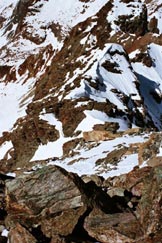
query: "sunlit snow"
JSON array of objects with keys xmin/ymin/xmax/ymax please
[
  {"xmin": 0, "ymin": 79, "xmax": 35, "ymax": 136},
  {"xmin": 48, "ymin": 134, "xmax": 147, "ymax": 178},
  {"xmin": 0, "ymin": 141, "xmax": 13, "ymax": 160},
  {"xmin": 31, "ymin": 114, "xmax": 70, "ymax": 160}
]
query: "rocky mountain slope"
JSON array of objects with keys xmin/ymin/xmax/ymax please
[{"xmin": 0, "ymin": 0, "xmax": 161, "ymax": 242}]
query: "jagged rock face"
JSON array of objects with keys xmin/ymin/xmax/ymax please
[
  {"xmin": 5, "ymin": 166, "xmax": 84, "ymax": 222},
  {"xmin": 3, "ymin": 165, "xmax": 162, "ymax": 243},
  {"xmin": 0, "ymin": 0, "xmax": 162, "ymax": 242},
  {"xmin": 1, "ymin": 0, "xmax": 162, "ymax": 166},
  {"xmin": 84, "ymin": 165, "xmax": 162, "ymax": 243}
]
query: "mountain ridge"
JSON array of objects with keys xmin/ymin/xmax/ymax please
[{"xmin": 0, "ymin": 1, "xmax": 162, "ymax": 242}]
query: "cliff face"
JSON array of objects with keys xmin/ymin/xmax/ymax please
[{"xmin": 0, "ymin": 0, "xmax": 162, "ymax": 242}]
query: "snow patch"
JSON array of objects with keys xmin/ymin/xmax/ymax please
[
  {"xmin": 1, "ymin": 229, "xmax": 9, "ymax": 237},
  {"xmin": 0, "ymin": 141, "xmax": 13, "ymax": 160},
  {"xmin": 49, "ymin": 134, "xmax": 147, "ymax": 178},
  {"xmin": 31, "ymin": 115, "xmax": 70, "ymax": 161},
  {"xmin": 0, "ymin": 79, "xmax": 35, "ymax": 136}
]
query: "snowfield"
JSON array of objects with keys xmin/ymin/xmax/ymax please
[{"xmin": 0, "ymin": 0, "xmax": 162, "ymax": 181}]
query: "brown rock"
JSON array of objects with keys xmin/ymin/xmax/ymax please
[
  {"xmin": 83, "ymin": 130, "xmax": 120, "ymax": 142},
  {"xmin": 96, "ymin": 146, "xmax": 128, "ymax": 167},
  {"xmin": 84, "ymin": 207, "xmax": 138, "ymax": 243},
  {"xmin": 148, "ymin": 17, "xmax": 159, "ymax": 33},
  {"xmin": 103, "ymin": 166, "xmax": 151, "ymax": 196},
  {"xmin": 147, "ymin": 156, "xmax": 162, "ymax": 167},
  {"xmin": 50, "ymin": 235, "xmax": 66, "ymax": 243},
  {"xmin": 10, "ymin": 117, "xmax": 59, "ymax": 169},
  {"xmin": 93, "ymin": 122, "xmax": 119, "ymax": 133},
  {"xmin": 4, "ymin": 164, "xmax": 162, "ymax": 243},
  {"xmin": 63, "ymin": 138, "xmax": 84, "ymax": 156},
  {"xmin": 125, "ymin": 142, "xmax": 141, "ymax": 155},
  {"xmin": 138, "ymin": 133, "xmax": 162, "ymax": 166},
  {"xmin": 41, "ymin": 207, "xmax": 86, "ymax": 237},
  {"xmin": 8, "ymin": 223, "xmax": 36, "ymax": 243},
  {"xmin": 137, "ymin": 166, "xmax": 162, "ymax": 236},
  {"xmin": 5, "ymin": 166, "xmax": 84, "ymax": 228},
  {"xmin": 135, "ymin": 230, "xmax": 162, "ymax": 243},
  {"xmin": 103, "ymin": 166, "xmax": 162, "ymax": 241},
  {"xmin": 123, "ymin": 127, "xmax": 142, "ymax": 136}
]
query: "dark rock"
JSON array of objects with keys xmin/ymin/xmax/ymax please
[
  {"xmin": 101, "ymin": 60, "xmax": 121, "ymax": 73},
  {"xmin": 114, "ymin": 5, "xmax": 148, "ymax": 37},
  {"xmin": 93, "ymin": 122, "xmax": 119, "ymax": 133},
  {"xmin": 148, "ymin": 17, "xmax": 159, "ymax": 34}
]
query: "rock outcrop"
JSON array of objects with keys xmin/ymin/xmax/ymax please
[
  {"xmin": 0, "ymin": 165, "xmax": 160, "ymax": 243},
  {"xmin": 83, "ymin": 130, "xmax": 121, "ymax": 142}
]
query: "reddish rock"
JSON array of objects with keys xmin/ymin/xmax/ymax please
[
  {"xmin": 84, "ymin": 208, "xmax": 136, "ymax": 243},
  {"xmin": 103, "ymin": 166, "xmax": 162, "ymax": 242},
  {"xmin": 8, "ymin": 223, "xmax": 36, "ymax": 243},
  {"xmin": 4, "ymin": 164, "xmax": 162, "ymax": 243},
  {"xmin": 41, "ymin": 207, "xmax": 86, "ymax": 237}
]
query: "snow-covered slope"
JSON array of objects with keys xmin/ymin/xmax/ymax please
[
  {"xmin": 0, "ymin": 0, "xmax": 162, "ymax": 178},
  {"xmin": 0, "ymin": 2, "xmax": 162, "ymax": 242}
]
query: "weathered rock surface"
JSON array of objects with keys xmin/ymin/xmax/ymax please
[
  {"xmin": 84, "ymin": 208, "xmax": 138, "ymax": 243},
  {"xmin": 5, "ymin": 166, "xmax": 85, "ymax": 227},
  {"xmin": 8, "ymin": 223, "xmax": 37, "ymax": 243},
  {"xmin": 138, "ymin": 133, "xmax": 162, "ymax": 165},
  {"xmin": 2, "ymin": 165, "xmax": 161, "ymax": 242},
  {"xmin": 102, "ymin": 165, "xmax": 162, "ymax": 243},
  {"xmin": 83, "ymin": 130, "xmax": 121, "ymax": 142}
]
